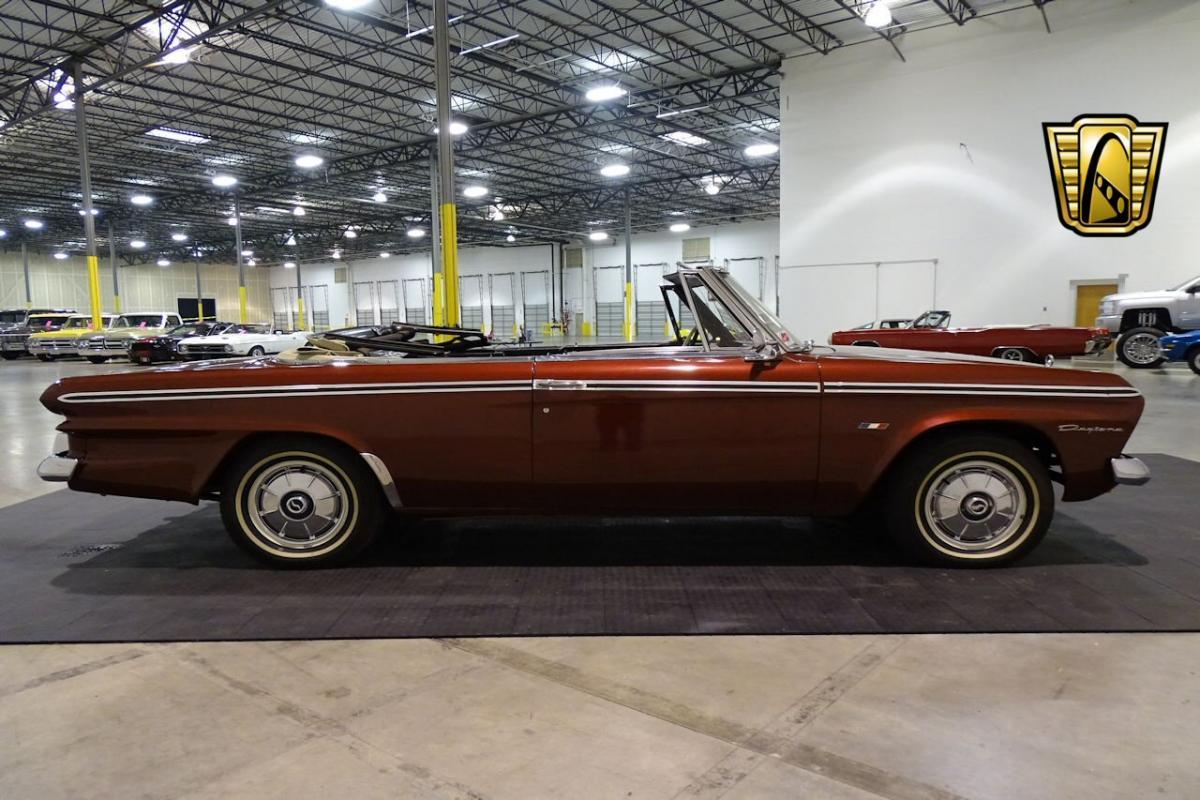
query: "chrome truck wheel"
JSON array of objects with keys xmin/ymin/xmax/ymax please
[
  {"xmin": 884, "ymin": 435, "xmax": 1053, "ymax": 566},
  {"xmin": 220, "ymin": 439, "xmax": 384, "ymax": 567},
  {"xmin": 1116, "ymin": 327, "xmax": 1165, "ymax": 369}
]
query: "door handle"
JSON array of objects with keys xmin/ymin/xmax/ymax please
[{"xmin": 534, "ymin": 379, "xmax": 587, "ymax": 390}]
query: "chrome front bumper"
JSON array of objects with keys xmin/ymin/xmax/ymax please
[
  {"xmin": 28, "ymin": 341, "xmax": 81, "ymax": 355},
  {"xmin": 1111, "ymin": 455, "xmax": 1150, "ymax": 486},
  {"xmin": 37, "ymin": 434, "xmax": 78, "ymax": 483}
]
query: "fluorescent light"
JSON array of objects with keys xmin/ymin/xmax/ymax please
[
  {"xmin": 157, "ymin": 258, "xmax": 170, "ymax": 266},
  {"xmin": 171, "ymin": 232, "xmax": 187, "ymax": 241},
  {"xmin": 459, "ymin": 33, "xmax": 519, "ymax": 55},
  {"xmin": 669, "ymin": 223, "xmax": 691, "ymax": 233},
  {"xmin": 283, "ymin": 261, "xmax": 296, "ymax": 269},
  {"xmin": 130, "ymin": 193, "xmax": 154, "ymax": 206},
  {"xmin": 151, "ymin": 47, "xmax": 193, "ymax": 66},
  {"xmin": 292, "ymin": 206, "xmax": 306, "ymax": 216},
  {"xmin": 743, "ymin": 143, "xmax": 779, "ymax": 157},
  {"xmin": 53, "ymin": 252, "xmax": 68, "ymax": 260},
  {"xmin": 130, "ymin": 239, "xmax": 146, "ymax": 249},
  {"xmin": 211, "ymin": 174, "xmax": 237, "ymax": 188},
  {"xmin": 77, "ymin": 209, "xmax": 99, "ymax": 216},
  {"xmin": 379, "ymin": 252, "xmax": 390, "ymax": 258},
  {"xmin": 145, "ymin": 126, "xmax": 209, "ymax": 145},
  {"xmin": 324, "ymin": 0, "xmax": 372, "ymax": 9},
  {"xmin": 433, "ymin": 120, "xmax": 470, "ymax": 136},
  {"xmin": 246, "ymin": 258, "xmax": 257, "ymax": 266},
  {"xmin": 588, "ymin": 231, "xmax": 608, "ymax": 241},
  {"xmin": 864, "ymin": 1, "xmax": 892, "ymax": 28},
  {"xmin": 662, "ymin": 131, "xmax": 708, "ymax": 147},
  {"xmin": 372, "ymin": 191, "xmax": 387, "ymax": 202},
  {"xmin": 294, "ymin": 154, "xmax": 324, "ymax": 169},
  {"xmin": 600, "ymin": 163, "xmax": 630, "ymax": 178},
  {"xmin": 286, "ymin": 234, "xmax": 297, "ymax": 246},
  {"xmin": 226, "ymin": 216, "xmax": 239, "ymax": 225},
  {"xmin": 332, "ymin": 250, "xmax": 341, "ymax": 259},
  {"xmin": 343, "ymin": 228, "xmax": 358, "ymax": 239},
  {"xmin": 0, "ymin": 229, "xmax": 6, "ymax": 238},
  {"xmin": 506, "ymin": 234, "xmax": 515, "ymax": 243},
  {"xmin": 406, "ymin": 228, "xmax": 425, "ymax": 239},
  {"xmin": 241, "ymin": 249, "xmax": 253, "ymax": 256},
  {"xmin": 24, "ymin": 219, "xmax": 43, "ymax": 230},
  {"xmin": 462, "ymin": 184, "xmax": 488, "ymax": 198},
  {"xmin": 704, "ymin": 182, "xmax": 721, "ymax": 195},
  {"xmin": 586, "ymin": 85, "xmax": 626, "ymax": 103},
  {"xmin": 655, "ymin": 105, "xmax": 709, "ymax": 119}
]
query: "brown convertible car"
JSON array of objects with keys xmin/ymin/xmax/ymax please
[{"xmin": 38, "ymin": 267, "xmax": 1148, "ymax": 568}]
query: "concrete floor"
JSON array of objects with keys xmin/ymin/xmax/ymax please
[{"xmin": 1, "ymin": 356, "xmax": 1198, "ymax": 799}]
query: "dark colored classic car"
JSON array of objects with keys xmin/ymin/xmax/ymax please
[
  {"xmin": 0, "ymin": 310, "xmax": 77, "ymax": 359},
  {"xmin": 831, "ymin": 310, "xmax": 1113, "ymax": 363},
  {"xmin": 129, "ymin": 321, "xmax": 234, "ymax": 365},
  {"xmin": 1160, "ymin": 330, "xmax": 1200, "ymax": 375},
  {"xmin": 38, "ymin": 267, "xmax": 1147, "ymax": 569}
]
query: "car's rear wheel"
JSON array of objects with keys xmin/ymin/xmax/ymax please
[
  {"xmin": 219, "ymin": 438, "xmax": 384, "ymax": 568},
  {"xmin": 0, "ymin": 352, "xmax": 20, "ymax": 360},
  {"xmin": 1187, "ymin": 347, "xmax": 1200, "ymax": 376},
  {"xmin": 247, "ymin": 345, "xmax": 266, "ymax": 357},
  {"xmin": 1116, "ymin": 327, "xmax": 1165, "ymax": 368},
  {"xmin": 883, "ymin": 435, "xmax": 1053, "ymax": 567},
  {"xmin": 86, "ymin": 356, "xmax": 108, "ymax": 364},
  {"xmin": 994, "ymin": 347, "xmax": 1028, "ymax": 362},
  {"xmin": 35, "ymin": 354, "xmax": 53, "ymax": 362}
]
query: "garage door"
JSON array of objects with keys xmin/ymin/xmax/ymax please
[
  {"xmin": 271, "ymin": 286, "xmax": 292, "ymax": 331},
  {"xmin": 353, "ymin": 281, "xmax": 375, "ymax": 326},
  {"xmin": 593, "ymin": 265, "xmax": 624, "ymax": 338},
  {"xmin": 521, "ymin": 270, "xmax": 550, "ymax": 337},
  {"xmin": 377, "ymin": 280, "xmax": 401, "ymax": 326},
  {"xmin": 635, "ymin": 262, "xmax": 669, "ymax": 340},
  {"xmin": 460, "ymin": 274, "xmax": 485, "ymax": 331},
  {"xmin": 402, "ymin": 278, "xmax": 427, "ymax": 325},
  {"xmin": 489, "ymin": 272, "xmax": 516, "ymax": 338}
]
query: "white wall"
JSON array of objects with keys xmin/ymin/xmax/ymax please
[
  {"xmin": 269, "ymin": 219, "xmax": 779, "ymax": 335},
  {"xmin": 0, "ymin": 251, "xmax": 271, "ymax": 320},
  {"xmin": 779, "ymin": 0, "xmax": 1200, "ymax": 341}
]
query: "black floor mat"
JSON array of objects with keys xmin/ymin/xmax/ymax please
[{"xmin": 1, "ymin": 454, "xmax": 1197, "ymax": 642}]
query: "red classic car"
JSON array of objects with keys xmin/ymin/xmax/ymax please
[
  {"xmin": 38, "ymin": 267, "xmax": 1147, "ymax": 568},
  {"xmin": 830, "ymin": 310, "xmax": 1113, "ymax": 363}
]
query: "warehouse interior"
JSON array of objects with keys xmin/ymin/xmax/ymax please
[{"xmin": 2, "ymin": 1, "xmax": 1199, "ymax": 798}]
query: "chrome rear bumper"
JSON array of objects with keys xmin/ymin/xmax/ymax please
[
  {"xmin": 37, "ymin": 434, "xmax": 78, "ymax": 483},
  {"xmin": 1111, "ymin": 455, "xmax": 1150, "ymax": 486}
]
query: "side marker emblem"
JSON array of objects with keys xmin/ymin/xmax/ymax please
[{"xmin": 858, "ymin": 422, "xmax": 890, "ymax": 430}]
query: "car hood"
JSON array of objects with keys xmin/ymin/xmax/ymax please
[
  {"xmin": 105, "ymin": 326, "xmax": 169, "ymax": 336},
  {"xmin": 1104, "ymin": 290, "xmax": 1180, "ymax": 303},
  {"xmin": 814, "ymin": 344, "xmax": 1025, "ymax": 366},
  {"xmin": 29, "ymin": 328, "xmax": 95, "ymax": 339}
]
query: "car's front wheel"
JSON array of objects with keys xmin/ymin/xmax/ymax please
[
  {"xmin": 35, "ymin": 354, "xmax": 53, "ymax": 362},
  {"xmin": 883, "ymin": 435, "xmax": 1053, "ymax": 567},
  {"xmin": 85, "ymin": 356, "xmax": 108, "ymax": 364},
  {"xmin": 219, "ymin": 438, "xmax": 385, "ymax": 567},
  {"xmin": 994, "ymin": 347, "xmax": 1029, "ymax": 362},
  {"xmin": 1188, "ymin": 347, "xmax": 1200, "ymax": 376},
  {"xmin": 247, "ymin": 345, "xmax": 266, "ymax": 357},
  {"xmin": 1116, "ymin": 327, "xmax": 1165, "ymax": 368}
]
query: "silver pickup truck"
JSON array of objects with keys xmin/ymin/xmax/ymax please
[
  {"xmin": 1097, "ymin": 275, "xmax": 1200, "ymax": 368},
  {"xmin": 0, "ymin": 308, "xmax": 77, "ymax": 360}
]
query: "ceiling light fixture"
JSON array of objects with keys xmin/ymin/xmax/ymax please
[
  {"xmin": 433, "ymin": 120, "xmax": 470, "ymax": 136},
  {"xmin": 294, "ymin": 154, "xmax": 324, "ymax": 169},
  {"xmin": 669, "ymin": 223, "xmax": 691, "ymax": 233},
  {"xmin": 661, "ymin": 131, "xmax": 708, "ymax": 147},
  {"xmin": 743, "ymin": 142, "xmax": 779, "ymax": 157},
  {"xmin": 171, "ymin": 232, "xmax": 188, "ymax": 241},
  {"xmin": 130, "ymin": 193, "xmax": 154, "ymax": 206},
  {"xmin": 151, "ymin": 47, "xmax": 193, "ymax": 66},
  {"xmin": 292, "ymin": 206, "xmax": 306, "ymax": 216},
  {"xmin": 655, "ymin": 105, "xmax": 710, "ymax": 120},
  {"xmin": 864, "ymin": 1, "xmax": 893, "ymax": 29},
  {"xmin": 344, "ymin": 228, "xmax": 358, "ymax": 239},
  {"xmin": 588, "ymin": 231, "xmax": 608, "ymax": 241},
  {"xmin": 379, "ymin": 252, "xmax": 390, "ymax": 258},
  {"xmin": 372, "ymin": 191, "xmax": 387, "ymax": 202},
  {"xmin": 459, "ymin": 33, "xmax": 519, "ymax": 55},
  {"xmin": 704, "ymin": 181, "xmax": 721, "ymax": 195},
  {"xmin": 130, "ymin": 239, "xmax": 146, "ymax": 249},
  {"xmin": 246, "ymin": 258, "xmax": 257, "ymax": 267},
  {"xmin": 53, "ymin": 252, "xmax": 68, "ymax": 260},
  {"xmin": 462, "ymin": 184, "xmax": 488, "ymax": 198},
  {"xmin": 283, "ymin": 261, "xmax": 296, "ymax": 269},
  {"xmin": 406, "ymin": 228, "xmax": 425, "ymax": 239},
  {"xmin": 600, "ymin": 163, "xmax": 630, "ymax": 178},
  {"xmin": 0, "ymin": 229, "xmax": 7, "ymax": 238},
  {"xmin": 157, "ymin": 258, "xmax": 171, "ymax": 266},
  {"xmin": 506, "ymin": 234, "xmax": 515, "ymax": 243},
  {"xmin": 211, "ymin": 174, "xmax": 237, "ymax": 188},
  {"xmin": 286, "ymin": 234, "xmax": 298, "ymax": 246},
  {"xmin": 585, "ymin": 85, "xmax": 626, "ymax": 103},
  {"xmin": 78, "ymin": 209, "xmax": 99, "ymax": 216},
  {"xmin": 24, "ymin": 219, "xmax": 44, "ymax": 230},
  {"xmin": 323, "ymin": 0, "xmax": 372, "ymax": 10},
  {"xmin": 226, "ymin": 216, "xmax": 239, "ymax": 225},
  {"xmin": 241, "ymin": 249, "xmax": 253, "ymax": 256},
  {"xmin": 332, "ymin": 249, "xmax": 341, "ymax": 259},
  {"xmin": 145, "ymin": 127, "xmax": 209, "ymax": 144}
]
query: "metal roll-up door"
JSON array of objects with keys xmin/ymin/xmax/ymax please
[
  {"xmin": 460, "ymin": 274, "xmax": 485, "ymax": 331},
  {"xmin": 489, "ymin": 272, "xmax": 516, "ymax": 339},
  {"xmin": 402, "ymin": 278, "xmax": 427, "ymax": 324},
  {"xmin": 635, "ymin": 262, "xmax": 670, "ymax": 340},
  {"xmin": 270, "ymin": 287, "xmax": 292, "ymax": 331},
  {"xmin": 305, "ymin": 284, "xmax": 330, "ymax": 331},
  {"xmin": 521, "ymin": 270, "xmax": 550, "ymax": 337},
  {"xmin": 592, "ymin": 265, "xmax": 623, "ymax": 338},
  {"xmin": 353, "ymin": 281, "xmax": 376, "ymax": 326},
  {"xmin": 377, "ymin": 280, "xmax": 401, "ymax": 325}
]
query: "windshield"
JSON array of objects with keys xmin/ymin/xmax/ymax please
[
  {"xmin": 911, "ymin": 310, "xmax": 951, "ymax": 329},
  {"xmin": 1170, "ymin": 275, "xmax": 1200, "ymax": 291},
  {"xmin": 29, "ymin": 315, "xmax": 71, "ymax": 328},
  {"xmin": 62, "ymin": 317, "xmax": 90, "ymax": 330},
  {"xmin": 715, "ymin": 270, "xmax": 800, "ymax": 349},
  {"xmin": 0, "ymin": 311, "xmax": 25, "ymax": 325},
  {"xmin": 117, "ymin": 314, "xmax": 164, "ymax": 328},
  {"xmin": 684, "ymin": 278, "xmax": 755, "ymax": 348}
]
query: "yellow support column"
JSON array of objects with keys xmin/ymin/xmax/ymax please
[
  {"xmin": 441, "ymin": 203, "xmax": 459, "ymax": 327},
  {"xmin": 623, "ymin": 281, "xmax": 634, "ymax": 342},
  {"xmin": 432, "ymin": 273, "xmax": 445, "ymax": 326},
  {"xmin": 86, "ymin": 255, "xmax": 103, "ymax": 331},
  {"xmin": 296, "ymin": 297, "xmax": 306, "ymax": 331},
  {"xmin": 238, "ymin": 286, "xmax": 248, "ymax": 324}
]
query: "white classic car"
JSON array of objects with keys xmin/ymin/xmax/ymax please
[{"xmin": 176, "ymin": 324, "xmax": 310, "ymax": 359}]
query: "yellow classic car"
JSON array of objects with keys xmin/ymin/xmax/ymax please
[{"xmin": 27, "ymin": 314, "xmax": 119, "ymax": 361}]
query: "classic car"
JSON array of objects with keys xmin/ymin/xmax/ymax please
[
  {"xmin": 176, "ymin": 324, "xmax": 310, "ymax": 359},
  {"xmin": 830, "ymin": 310, "xmax": 1113, "ymax": 363},
  {"xmin": 27, "ymin": 314, "xmax": 120, "ymax": 361},
  {"xmin": 37, "ymin": 267, "xmax": 1147, "ymax": 569},
  {"xmin": 850, "ymin": 318, "xmax": 912, "ymax": 330},
  {"xmin": 77, "ymin": 312, "xmax": 184, "ymax": 363},
  {"xmin": 1159, "ymin": 330, "xmax": 1200, "ymax": 375},
  {"xmin": 129, "ymin": 321, "xmax": 233, "ymax": 365},
  {"xmin": 0, "ymin": 311, "xmax": 76, "ymax": 359},
  {"xmin": 1096, "ymin": 274, "xmax": 1200, "ymax": 368}
]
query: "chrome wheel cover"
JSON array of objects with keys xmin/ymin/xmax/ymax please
[
  {"xmin": 922, "ymin": 459, "xmax": 1029, "ymax": 552},
  {"xmin": 1122, "ymin": 332, "xmax": 1162, "ymax": 365},
  {"xmin": 245, "ymin": 459, "xmax": 350, "ymax": 552},
  {"xmin": 999, "ymin": 349, "xmax": 1024, "ymax": 361}
]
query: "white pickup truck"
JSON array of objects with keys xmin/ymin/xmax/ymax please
[{"xmin": 1096, "ymin": 275, "xmax": 1200, "ymax": 367}]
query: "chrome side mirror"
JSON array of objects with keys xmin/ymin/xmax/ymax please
[{"xmin": 744, "ymin": 342, "xmax": 782, "ymax": 363}]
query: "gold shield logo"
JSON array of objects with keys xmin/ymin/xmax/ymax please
[{"xmin": 1043, "ymin": 114, "xmax": 1167, "ymax": 236}]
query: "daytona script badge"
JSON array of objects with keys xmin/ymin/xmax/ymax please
[{"xmin": 1043, "ymin": 114, "xmax": 1167, "ymax": 236}]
